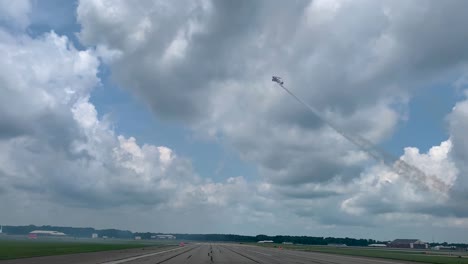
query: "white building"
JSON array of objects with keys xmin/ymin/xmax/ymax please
[
  {"xmin": 369, "ymin": 244, "xmax": 387, "ymax": 247},
  {"xmin": 92, "ymin": 233, "xmax": 98, "ymax": 239},
  {"xmin": 257, "ymin": 240, "xmax": 274, "ymax": 243},
  {"xmin": 134, "ymin": 236, "xmax": 141, "ymax": 240},
  {"xmin": 0, "ymin": 225, "xmax": 3, "ymax": 234},
  {"xmin": 433, "ymin": 246, "xmax": 456, "ymax": 250},
  {"xmin": 29, "ymin": 230, "xmax": 66, "ymax": 236},
  {"xmin": 155, "ymin": 235, "xmax": 176, "ymax": 239}
]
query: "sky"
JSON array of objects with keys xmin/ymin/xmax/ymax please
[{"xmin": 1, "ymin": 0, "xmax": 468, "ymax": 243}]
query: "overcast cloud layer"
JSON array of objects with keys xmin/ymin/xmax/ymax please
[{"xmin": 1, "ymin": 0, "xmax": 468, "ymax": 242}]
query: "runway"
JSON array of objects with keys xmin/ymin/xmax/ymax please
[
  {"xmin": 0, "ymin": 243, "xmax": 419, "ymax": 264},
  {"xmin": 100, "ymin": 243, "xmax": 420, "ymax": 264}
]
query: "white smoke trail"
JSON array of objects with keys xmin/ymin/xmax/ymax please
[{"xmin": 276, "ymin": 82, "xmax": 449, "ymax": 193}]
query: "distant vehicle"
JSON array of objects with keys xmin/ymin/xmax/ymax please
[
  {"xmin": 179, "ymin": 242, "xmax": 185, "ymax": 247},
  {"xmin": 272, "ymin": 76, "xmax": 284, "ymax": 85}
]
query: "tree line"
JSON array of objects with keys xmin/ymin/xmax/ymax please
[{"xmin": 3, "ymin": 225, "xmax": 466, "ymax": 248}]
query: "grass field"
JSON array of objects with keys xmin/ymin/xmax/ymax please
[
  {"xmin": 0, "ymin": 240, "xmax": 160, "ymax": 260},
  {"xmin": 255, "ymin": 244, "xmax": 468, "ymax": 264}
]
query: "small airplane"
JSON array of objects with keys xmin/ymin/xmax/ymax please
[{"xmin": 272, "ymin": 76, "xmax": 284, "ymax": 85}]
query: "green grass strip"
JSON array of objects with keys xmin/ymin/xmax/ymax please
[{"xmin": 0, "ymin": 240, "xmax": 152, "ymax": 260}]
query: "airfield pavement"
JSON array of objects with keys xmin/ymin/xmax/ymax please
[{"xmin": 0, "ymin": 243, "xmax": 420, "ymax": 264}]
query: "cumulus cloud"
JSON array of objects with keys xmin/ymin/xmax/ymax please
[
  {"xmin": 333, "ymin": 89, "xmax": 468, "ymax": 226},
  {"xmin": 2, "ymin": 0, "xmax": 468, "ymax": 241},
  {"xmin": 0, "ymin": 24, "xmax": 263, "ymax": 224},
  {"xmin": 72, "ymin": 0, "xmax": 468, "ymax": 235},
  {"xmin": 342, "ymin": 140, "xmax": 458, "ymax": 215},
  {"xmin": 76, "ymin": 1, "xmax": 464, "ymax": 181},
  {"xmin": 446, "ymin": 90, "xmax": 468, "ymax": 209},
  {"xmin": 0, "ymin": 2, "xmax": 277, "ymax": 233},
  {"xmin": 0, "ymin": 0, "xmax": 31, "ymax": 30}
]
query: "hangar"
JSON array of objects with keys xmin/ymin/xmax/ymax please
[{"xmin": 388, "ymin": 239, "xmax": 428, "ymax": 249}]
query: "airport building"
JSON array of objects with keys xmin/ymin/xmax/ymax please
[
  {"xmin": 368, "ymin": 244, "xmax": 387, "ymax": 247},
  {"xmin": 257, "ymin": 240, "xmax": 274, "ymax": 243},
  {"xmin": 152, "ymin": 234, "xmax": 176, "ymax": 239},
  {"xmin": 92, "ymin": 233, "xmax": 98, "ymax": 238},
  {"xmin": 28, "ymin": 230, "xmax": 66, "ymax": 238},
  {"xmin": 433, "ymin": 245, "xmax": 456, "ymax": 250},
  {"xmin": 388, "ymin": 239, "xmax": 428, "ymax": 249}
]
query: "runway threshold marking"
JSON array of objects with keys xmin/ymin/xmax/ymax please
[{"xmin": 100, "ymin": 246, "xmax": 189, "ymax": 264}]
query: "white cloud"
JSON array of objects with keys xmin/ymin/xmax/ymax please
[
  {"xmin": 0, "ymin": 26, "xmax": 264, "ymax": 227},
  {"xmin": 447, "ymin": 89, "xmax": 468, "ymax": 198},
  {"xmin": 2, "ymin": 0, "xmax": 468, "ymax": 241},
  {"xmin": 305, "ymin": 0, "xmax": 344, "ymax": 26},
  {"xmin": 342, "ymin": 140, "xmax": 458, "ymax": 216},
  {"xmin": 75, "ymin": 0, "xmax": 414, "ymax": 189},
  {"xmin": 0, "ymin": 0, "xmax": 31, "ymax": 30},
  {"xmin": 72, "ymin": 0, "xmax": 468, "ymax": 237}
]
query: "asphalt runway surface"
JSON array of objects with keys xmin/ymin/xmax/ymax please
[{"xmin": 1, "ymin": 243, "xmax": 419, "ymax": 264}]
